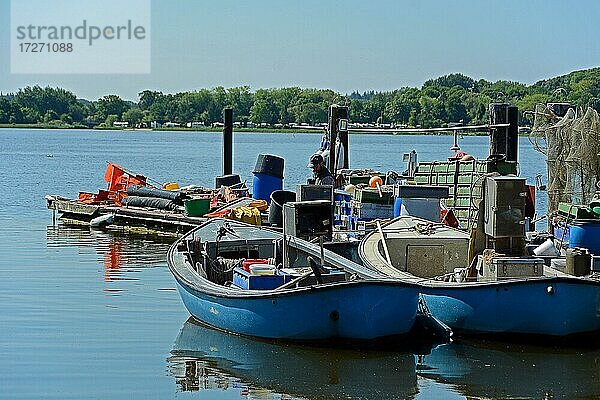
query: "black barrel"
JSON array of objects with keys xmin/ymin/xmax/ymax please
[
  {"xmin": 215, "ymin": 174, "xmax": 241, "ymax": 188},
  {"xmin": 122, "ymin": 196, "xmax": 178, "ymax": 211},
  {"xmin": 253, "ymin": 154, "xmax": 285, "ymax": 179},
  {"xmin": 268, "ymin": 190, "xmax": 296, "ymax": 227},
  {"xmin": 127, "ymin": 185, "xmax": 186, "ymax": 204}
]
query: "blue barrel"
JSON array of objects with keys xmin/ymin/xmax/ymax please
[
  {"xmin": 569, "ymin": 219, "xmax": 600, "ymax": 254},
  {"xmin": 252, "ymin": 173, "xmax": 283, "ymax": 203},
  {"xmin": 393, "ymin": 197, "xmax": 403, "ymax": 217}
]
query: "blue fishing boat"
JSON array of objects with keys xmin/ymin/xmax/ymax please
[
  {"xmin": 359, "ymin": 216, "xmax": 600, "ymax": 337},
  {"xmin": 168, "ymin": 218, "xmax": 421, "ymax": 341}
]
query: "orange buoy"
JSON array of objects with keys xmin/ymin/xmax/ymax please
[{"xmin": 369, "ymin": 176, "xmax": 383, "ymax": 188}]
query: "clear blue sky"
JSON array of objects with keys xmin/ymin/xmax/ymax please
[{"xmin": 1, "ymin": 0, "xmax": 599, "ymax": 101}]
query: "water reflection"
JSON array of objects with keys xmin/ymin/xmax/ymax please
[
  {"xmin": 169, "ymin": 318, "xmax": 422, "ymax": 400},
  {"xmin": 418, "ymin": 339, "xmax": 600, "ymax": 399},
  {"xmin": 42, "ymin": 224, "xmax": 600, "ymax": 399},
  {"xmin": 45, "ymin": 224, "xmax": 174, "ymax": 283}
]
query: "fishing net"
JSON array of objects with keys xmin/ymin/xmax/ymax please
[{"xmin": 530, "ymin": 104, "xmax": 600, "ymax": 213}]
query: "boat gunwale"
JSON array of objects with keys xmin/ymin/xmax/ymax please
[
  {"xmin": 168, "ymin": 219, "xmax": 420, "ymax": 300},
  {"xmin": 359, "ymin": 216, "xmax": 600, "ymax": 289}
]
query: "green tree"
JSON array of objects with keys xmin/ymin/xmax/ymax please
[
  {"xmin": 43, "ymin": 110, "xmax": 59, "ymax": 122},
  {"xmin": 226, "ymin": 86, "xmax": 253, "ymax": 120},
  {"xmin": 464, "ymin": 92, "xmax": 491, "ymax": 124},
  {"xmin": 424, "ymin": 73, "xmax": 476, "ymax": 90},
  {"xmin": 418, "ymin": 94, "xmax": 445, "ymax": 128},
  {"xmin": 97, "ymin": 95, "xmax": 130, "ymax": 120},
  {"xmin": 384, "ymin": 87, "xmax": 421, "ymax": 123},
  {"xmin": 21, "ymin": 107, "xmax": 40, "ymax": 123},
  {"xmin": 444, "ymin": 86, "xmax": 469, "ymax": 123},
  {"xmin": 60, "ymin": 113, "xmax": 73, "ymax": 124},
  {"xmin": 517, "ymin": 93, "xmax": 550, "ymax": 124},
  {"xmin": 148, "ymin": 94, "xmax": 175, "ymax": 122},
  {"xmin": 14, "ymin": 85, "xmax": 82, "ymax": 120},
  {"xmin": 138, "ymin": 90, "xmax": 163, "ymax": 111},
  {"xmin": 250, "ymin": 89, "xmax": 278, "ymax": 125},
  {"xmin": 123, "ymin": 108, "xmax": 144, "ymax": 127},
  {"xmin": 104, "ymin": 114, "xmax": 118, "ymax": 127},
  {"xmin": 0, "ymin": 98, "xmax": 11, "ymax": 123},
  {"xmin": 271, "ymin": 87, "xmax": 301, "ymax": 124},
  {"xmin": 208, "ymin": 86, "xmax": 227, "ymax": 123}
]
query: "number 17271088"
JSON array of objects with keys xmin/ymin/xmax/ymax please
[{"xmin": 18, "ymin": 42, "xmax": 73, "ymax": 52}]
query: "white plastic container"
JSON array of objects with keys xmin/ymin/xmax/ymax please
[
  {"xmin": 249, "ymin": 264, "xmax": 276, "ymax": 275},
  {"xmin": 533, "ymin": 238, "xmax": 560, "ymax": 257}
]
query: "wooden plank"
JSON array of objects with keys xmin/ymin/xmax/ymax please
[{"xmin": 47, "ymin": 198, "xmax": 101, "ymax": 216}]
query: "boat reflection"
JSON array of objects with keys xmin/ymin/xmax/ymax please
[
  {"xmin": 169, "ymin": 317, "xmax": 423, "ymax": 399},
  {"xmin": 418, "ymin": 339, "xmax": 600, "ymax": 399},
  {"xmin": 45, "ymin": 224, "xmax": 173, "ymax": 282}
]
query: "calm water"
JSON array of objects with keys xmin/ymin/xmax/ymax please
[{"xmin": 2, "ymin": 128, "xmax": 593, "ymax": 400}]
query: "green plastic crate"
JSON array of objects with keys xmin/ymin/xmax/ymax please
[
  {"xmin": 414, "ymin": 175, "xmax": 432, "ymax": 184},
  {"xmin": 354, "ymin": 187, "xmax": 394, "ymax": 205},
  {"xmin": 557, "ymin": 202, "xmax": 597, "ymax": 219}
]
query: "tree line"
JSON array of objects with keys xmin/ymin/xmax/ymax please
[{"xmin": 1, "ymin": 68, "xmax": 599, "ymax": 128}]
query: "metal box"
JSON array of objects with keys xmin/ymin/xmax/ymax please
[
  {"xmin": 233, "ymin": 267, "xmax": 291, "ymax": 290},
  {"xmin": 351, "ymin": 201, "xmax": 394, "ymax": 220},
  {"xmin": 283, "ymin": 200, "xmax": 332, "ymax": 238},
  {"xmin": 354, "ymin": 187, "xmax": 394, "ymax": 205},
  {"xmin": 477, "ymin": 256, "xmax": 544, "ymax": 281},
  {"xmin": 296, "ymin": 184, "xmax": 333, "ymax": 202},
  {"xmin": 393, "ymin": 185, "xmax": 449, "ymax": 199},
  {"xmin": 593, "ymin": 256, "xmax": 600, "ymax": 273},
  {"xmin": 484, "ymin": 176, "xmax": 526, "ymax": 238}
]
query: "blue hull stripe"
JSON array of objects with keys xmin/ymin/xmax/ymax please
[
  {"xmin": 422, "ymin": 280, "xmax": 600, "ymax": 336},
  {"xmin": 175, "ymin": 280, "xmax": 418, "ymax": 340}
]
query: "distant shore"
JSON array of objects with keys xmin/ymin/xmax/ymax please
[{"xmin": 0, "ymin": 123, "xmax": 493, "ymax": 136}]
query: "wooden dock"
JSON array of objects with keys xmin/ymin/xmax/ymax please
[{"xmin": 46, "ymin": 195, "xmax": 206, "ymax": 236}]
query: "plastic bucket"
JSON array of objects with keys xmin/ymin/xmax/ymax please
[
  {"xmin": 242, "ymin": 258, "xmax": 269, "ymax": 272},
  {"xmin": 268, "ymin": 190, "xmax": 296, "ymax": 227},
  {"xmin": 184, "ymin": 198, "xmax": 210, "ymax": 217},
  {"xmin": 569, "ymin": 219, "xmax": 600, "ymax": 254},
  {"xmin": 215, "ymin": 174, "xmax": 241, "ymax": 188},
  {"xmin": 393, "ymin": 197, "xmax": 403, "ymax": 217},
  {"xmin": 252, "ymin": 173, "xmax": 283, "ymax": 203},
  {"xmin": 253, "ymin": 154, "xmax": 285, "ymax": 179}
]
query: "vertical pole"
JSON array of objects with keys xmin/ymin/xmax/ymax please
[
  {"xmin": 327, "ymin": 105, "xmax": 338, "ymax": 172},
  {"xmin": 488, "ymin": 103, "xmax": 508, "ymax": 159},
  {"xmin": 223, "ymin": 108, "xmax": 233, "ymax": 176},
  {"xmin": 319, "ymin": 236, "xmax": 325, "ymax": 267},
  {"xmin": 327, "ymin": 104, "xmax": 350, "ymax": 174},
  {"xmin": 337, "ymin": 106, "xmax": 350, "ymax": 170},
  {"xmin": 506, "ymin": 106, "xmax": 519, "ymax": 162}
]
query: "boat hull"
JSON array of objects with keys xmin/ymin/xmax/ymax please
[
  {"xmin": 422, "ymin": 278, "xmax": 600, "ymax": 336},
  {"xmin": 174, "ymin": 278, "xmax": 419, "ymax": 340}
]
